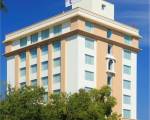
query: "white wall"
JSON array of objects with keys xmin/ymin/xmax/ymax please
[
  {"xmin": 72, "ymin": 0, "xmax": 114, "ymax": 19},
  {"xmin": 78, "ymin": 35, "xmax": 96, "ymax": 89},
  {"xmin": 66, "ymin": 35, "xmax": 96, "ymax": 93},
  {"xmin": 12, "ymin": 40, "xmax": 20, "ymax": 50},
  {"xmin": 66, "ymin": 35, "xmax": 79, "ymax": 93},
  {"xmin": 131, "ymin": 52, "xmax": 137, "ymax": 119},
  {"xmin": 122, "ymin": 50, "xmax": 137, "ymax": 119},
  {"xmin": 7, "ymin": 56, "xmax": 15, "ymax": 88},
  {"xmin": 52, "ymin": 44, "xmax": 61, "ymax": 91}
]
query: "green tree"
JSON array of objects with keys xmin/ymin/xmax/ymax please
[
  {"xmin": 0, "ymin": 86, "xmax": 121, "ymax": 120},
  {"xmin": 43, "ymin": 86, "xmax": 121, "ymax": 120},
  {"xmin": 0, "ymin": 86, "xmax": 45, "ymax": 120}
]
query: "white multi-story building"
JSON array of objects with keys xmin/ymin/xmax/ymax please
[{"xmin": 4, "ymin": 0, "xmax": 141, "ymax": 119}]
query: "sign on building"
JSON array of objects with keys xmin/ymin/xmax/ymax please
[{"xmin": 65, "ymin": 0, "xmax": 81, "ymax": 7}]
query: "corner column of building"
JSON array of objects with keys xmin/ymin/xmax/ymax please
[
  {"xmin": 96, "ymin": 40, "xmax": 107, "ymax": 89},
  {"xmin": 70, "ymin": 17, "xmax": 85, "ymax": 31},
  {"xmin": 26, "ymin": 50, "xmax": 30, "ymax": 86},
  {"xmin": 112, "ymin": 46, "xmax": 122, "ymax": 115},
  {"xmin": 60, "ymin": 39, "xmax": 67, "ymax": 93},
  {"xmin": 48, "ymin": 43, "xmax": 53, "ymax": 94},
  {"xmin": 5, "ymin": 42, "xmax": 12, "ymax": 54},
  {"xmin": 15, "ymin": 54, "xmax": 20, "ymax": 90},
  {"xmin": 37, "ymin": 47, "xmax": 41, "ymax": 87}
]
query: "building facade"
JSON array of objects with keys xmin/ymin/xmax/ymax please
[{"xmin": 4, "ymin": 0, "xmax": 141, "ymax": 120}]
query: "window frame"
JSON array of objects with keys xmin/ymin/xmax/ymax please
[
  {"xmin": 42, "ymin": 61, "xmax": 48, "ymax": 71},
  {"xmin": 107, "ymin": 29, "xmax": 112, "ymax": 38},
  {"xmin": 107, "ymin": 76, "xmax": 113, "ymax": 87},
  {"xmin": 85, "ymin": 37, "xmax": 94, "ymax": 49},
  {"xmin": 123, "ymin": 109, "xmax": 131, "ymax": 119},
  {"xmin": 31, "ymin": 79, "xmax": 37, "ymax": 86},
  {"xmin": 41, "ymin": 45, "xmax": 48, "ymax": 56},
  {"xmin": 53, "ymin": 73, "xmax": 61, "ymax": 83},
  {"xmin": 85, "ymin": 21, "xmax": 94, "ymax": 32},
  {"xmin": 20, "ymin": 82, "xmax": 26, "ymax": 88},
  {"xmin": 108, "ymin": 44, "xmax": 113, "ymax": 55},
  {"xmin": 85, "ymin": 54, "xmax": 94, "ymax": 65},
  {"xmin": 123, "ymin": 95, "xmax": 131, "ymax": 104},
  {"xmin": 53, "ymin": 24, "xmax": 62, "ymax": 35},
  {"xmin": 124, "ymin": 49, "xmax": 131, "ymax": 60},
  {"xmin": 30, "ymin": 48, "xmax": 37, "ymax": 59},
  {"xmin": 85, "ymin": 71, "xmax": 94, "ymax": 81},
  {"xmin": 123, "ymin": 80, "xmax": 131, "ymax": 90},
  {"xmin": 20, "ymin": 52, "xmax": 26, "ymax": 62},
  {"xmin": 124, "ymin": 35, "xmax": 132, "ymax": 45},
  {"xmin": 41, "ymin": 29, "xmax": 49, "ymax": 39},
  {"xmin": 20, "ymin": 67, "xmax": 26, "ymax": 77},
  {"xmin": 123, "ymin": 65, "xmax": 131, "ymax": 75},
  {"xmin": 20, "ymin": 37, "xmax": 27, "ymax": 47},
  {"xmin": 53, "ymin": 41, "xmax": 61, "ymax": 52},
  {"xmin": 31, "ymin": 33, "xmax": 38, "ymax": 43},
  {"xmin": 54, "ymin": 57, "xmax": 61, "ymax": 68},
  {"xmin": 31, "ymin": 64, "xmax": 37, "ymax": 74},
  {"xmin": 42, "ymin": 76, "xmax": 48, "ymax": 86}
]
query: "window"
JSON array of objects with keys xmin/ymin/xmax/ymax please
[
  {"xmin": 108, "ymin": 60, "xmax": 113, "ymax": 71},
  {"xmin": 123, "ymin": 109, "xmax": 131, "ymax": 119},
  {"xmin": 85, "ymin": 38, "xmax": 94, "ymax": 49},
  {"xmin": 124, "ymin": 35, "xmax": 132, "ymax": 45},
  {"xmin": 20, "ymin": 52, "xmax": 26, "ymax": 62},
  {"xmin": 30, "ymin": 48, "xmax": 37, "ymax": 59},
  {"xmin": 123, "ymin": 65, "xmax": 131, "ymax": 75},
  {"xmin": 124, "ymin": 49, "xmax": 131, "ymax": 60},
  {"xmin": 85, "ymin": 54, "xmax": 94, "ymax": 65},
  {"xmin": 123, "ymin": 95, "xmax": 131, "ymax": 104},
  {"xmin": 108, "ymin": 44, "xmax": 113, "ymax": 55},
  {"xmin": 42, "ymin": 77, "xmax": 48, "ymax": 86},
  {"xmin": 123, "ymin": 80, "xmax": 131, "ymax": 90},
  {"xmin": 20, "ymin": 37, "xmax": 27, "ymax": 47},
  {"xmin": 41, "ymin": 29, "xmax": 49, "ymax": 39},
  {"xmin": 41, "ymin": 45, "xmax": 48, "ymax": 55},
  {"xmin": 42, "ymin": 61, "xmax": 48, "ymax": 71},
  {"xmin": 85, "ymin": 87, "xmax": 92, "ymax": 92},
  {"xmin": 43, "ymin": 92, "xmax": 48, "ymax": 102},
  {"xmin": 31, "ymin": 79, "xmax": 37, "ymax": 86},
  {"xmin": 54, "ymin": 89, "xmax": 60, "ymax": 94},
  {"xmin": 31, "ymin": 64, "xmax": 37, "ymax": 74},
  {"xmin": 85, "ymin": 71, "xmax": 94, "ymax": 81},
  {"xmin": 107, "ymin": 76, "xmax": 112, "ymax": 87},
  {"xmin": 107, "ymin": 29, "xmax": 112, "ymax": 38},
  {"xmin": 54, "ymin": 58, "xmax": 61, "ymax": 67},
  {"xmin": 53, "ymin": 74, "xmax": 61, "ymax": 83},
  {"xmin": 85, "ymin": 21, "xmax": 94, "ymax": 32},
  {"xmin": 31, "ymin": 33, "xmax": 38, "ymax": 43},
  {"xmin": 20, "ymin": 82, "xmax": 26, "ymax": 88},
  {"xmin": 53, "ymin": 41, "xmax": 60, "ymax": 52},
  {"xmin": 53, "ymin": 25, "xmax": 62, "ymax": 35},
  {"xmin": 20, "ymin": 68, "xmax": 26, "ymax": 77}
]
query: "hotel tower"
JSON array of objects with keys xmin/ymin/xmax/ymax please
[{"xmin": 4, "ymin": 0, "xmax": 141, "ymax": 119}]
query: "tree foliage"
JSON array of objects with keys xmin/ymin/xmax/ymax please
[
  {"xmin": 0, "ymin": 0, "xmax": 6, "ymax": 10},
  {"xmin": 0, "ymin": 86, "xmax": 121, "ymax": 120}
]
